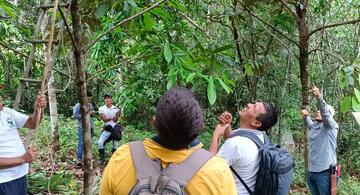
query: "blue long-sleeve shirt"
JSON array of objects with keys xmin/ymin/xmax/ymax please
[
  {"xmin": 304, "ymin": 95, "xmax": 339, "ymax": 172},
  {"xmin": 73, "ymin": 103, "xmax": 94, "ymax": 129}
]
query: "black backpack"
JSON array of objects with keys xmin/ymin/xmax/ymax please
[{"xmin": 229, "ymin": 130, "xmax": 294, "ymax": 195}]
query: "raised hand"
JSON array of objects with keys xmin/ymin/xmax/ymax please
[
  {"xmin": 219, "ymin": 111, "xmax": 232, "ymax": 125},
  {"xmin": 301, "ymin": 109, "xmax": 309, "ymax": 118},
  {"xmin": 309, "ymin": 86, "xmax": 321, "ymax": 97}
]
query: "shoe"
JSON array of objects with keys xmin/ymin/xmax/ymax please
[
  {"xmin": 98, "ymin": 149, "xmax": 105, "ymax": 164},
  {"xmin": 75, "ymin": 159, "xmax": 82, "ymax": 167}
]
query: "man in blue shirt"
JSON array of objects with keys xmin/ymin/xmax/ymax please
[
  {"xmin": 301, "ymin": 86, "xmax": 339, "ymax": 195},
  {"xmin": 73, "ymin": 92, "xmax": 95, "ymax": 166}
]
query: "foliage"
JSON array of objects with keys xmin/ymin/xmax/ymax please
[{"xmin": 2, "ymin": 0, "xmax": 360, "ymax": 193}]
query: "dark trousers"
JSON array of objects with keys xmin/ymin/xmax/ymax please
[
  {"xmin": 307, "ymin": 169, "xmax": 332, "ymax": 195},
  {"xmin": 0, "ymin": 175, "xmax": 27, "ymax": 195}
]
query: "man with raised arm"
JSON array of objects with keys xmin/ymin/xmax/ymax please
[
  {"xmin": 0, "ymin": 95, "xmax": 47, "ymax": 194},
  {"xmin": 209, "ymin": 101, "xmax": 278, "ymax": 194},
  {"xmin": 301, "ymin": 86, "xmax": 339, "ymax": 195}
]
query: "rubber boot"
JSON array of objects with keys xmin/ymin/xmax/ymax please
[{"xmin": 98, "ymin": 149, "xmax": 106, "ymax": 165}]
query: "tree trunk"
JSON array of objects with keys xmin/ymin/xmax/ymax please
[
  {"xmin": 48, "ymin": 70, "xmax": 60, "ymax": 152},
  {"xmin": 296, "ymin": 0, "xmax": 310, "ymax": 170},
  {"xmin": 70, "ymin": 1, "xmax": 93, "ymax": 194},
  {"xmin": 1, "ymin": 55, "xmax": 11, "ymax": 93}
]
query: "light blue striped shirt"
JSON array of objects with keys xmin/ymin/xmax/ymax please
[{"xmin": 304, "ymin": 96, "xmax": 339, "ymax": 172}]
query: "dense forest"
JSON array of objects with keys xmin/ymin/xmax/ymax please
[{"xmin": 1, "ymin": 0, "xmax": 360, "ymax": 194}]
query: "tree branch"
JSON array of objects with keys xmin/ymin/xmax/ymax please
[
  {"xmin": 58, "ymin": 6, "xmax": 78, "ymax": 52},
  {"xmin": 0, "ymin": 41, "xmax": 44, "ymax": 65},
  {"xmin": 177, "ymin": 11, "xmax": 211, "ymax": 38},
  {"xmin": 88, "ymin": 53, "xmax": 146, "ymax": 80},
  {"xmin": 278, "ymin": 0, "xmax": 298, "ymax": 19},
  {"xmin": 308, "ymin": 48, "xmax": 347, "ymax": 64},
  {"xmin": 86, "ymin": 0, "xmax": 167, "ymax": 52},
  {"xmin": 308, "ymin": 19, "xmax": 360, "ymax": 37},
  {"xmin": 239, "ymin": 2, "xmax": 299, "ymax": 47},
  {"xmin": 0, "ymin": 41, "xmax": 72, "ymax": 80}
]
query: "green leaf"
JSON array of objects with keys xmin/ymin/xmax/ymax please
[
  {"xmin": 143, "ymin": 13, "xmax": 154, "ymax": 31},
  {"xmin": 341, "ymin": 96, "xmax": 352, "ymax": 113},
  {"xmin": 95, "ymin": 4, "xmax": 110, "ymax": 18},
  {"xmin": 207, "ymin": 77, "xmax": 217, "ymax": 105},
  {"xmin": 0, "ymin": 1, "xmax": 15, "ymax": 18},
  {"xmin": 217, "ymin": 77, "xmax": 232, "ymax": 94},
  {"xmin": 169, "ymin": 0, "xmax": 186, "ymax": 12},
  {"xmin": 355, "ymin": 88, "xmax": 360, "ymax": 102},
  {"xmin": 272, "ymin": 13, "xmax": 295, "ymax": 33},
  {"xmin": 213, "ymin": 44, "xmax": 233, "ymax": 53},
  {"xmin": 166, "ymin": 78, "xmax": 176, "ymax": 90},
  {"xmin": 353, "ymin": 96, "xmax": 360, "ymax": 112},
  {"xmin": 244, "ymin": 63, "xmax": 254, "ymax": 76},
  {"xmin": 186, "ymin": 73, "xmax": 196, "ymax": 83},
  {"xmin": 164, "ymin": 41, "xmax": 173, "ymax": 63},
  {"xmin": 151, "ymin": 8, "xmax": 170, "ymax": 20},
  {"xmin": 126, "ymin": 0, "xmax": 138, "ymax": 7}
]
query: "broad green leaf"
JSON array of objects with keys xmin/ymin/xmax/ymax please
[
  {"xmin": 217, "ymin": 77, "xmax": 232, "ymax": 94},
  {"xmin": 339, "ymin": 71, "xmax": 346, "ymax": 89},
  {"xmin": 186, "ymin": 73, "xmax": 196, "ymax": 83},
  {"xmin": 95, "ymin": 4, "xmax": 110, "ymax": 18},
  {"xmin": 169, "ymin": 0, "xmax": 186, "ymax": 12},
  {"xmin": 207, "ymin": 77, "xmax": 217, "ymax": 105},
  {"xmin": 353, "ymin": 96, "xmax": 360, "ymax": 112},
  {"xmin": 143, "ymin": 13, "xmax": 154, "ymax": 31},
  {"xmin": 272, "ymin": 13, "xmax": 295, "ymax": 33},
  {"xmin": 179, "ymin": 68, "xmax": 187, "ymax": 79},
  {"xmin": 0, "ymin": 1, "xmax": 15, "ymax": 18},
  {"xmin": 151, "ymin": 8, "xmax": 170, "ymax": 20},
  {"xmin": 213, "ymin": 44, "xmax": 233, "ymax": 53},
  {"xmin": 126, "ymin": 0, "xmax": 138, "ymax": 7},
  {"xmin": 222, "ymin": 75, "xmax": 235, "ymax": 87},
  {"xmin": 341, "ymin": 96, "xmax": 351, "ymax": 113},
  {"xmin": 164, "ymin": 41, "xmax": 173, "ymax": 63},
  {"xmin": 355, "ymin": 88, "xmax": 360, "ymax": 102}
]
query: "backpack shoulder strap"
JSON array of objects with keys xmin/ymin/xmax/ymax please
[
  {"xmin": 229, "ymin": 130, "xmax": 266, "ymax": 147},
  {"xmin": 230, "ymin": 166, "xmax": 253, "ymax": 195},
  {"xmin": 129, "ymin": 141, "xmax": 162, "ymax": 180},
  {"xmin": 164, "ymin": 148, "xmax": 214, "ymax": 186}
]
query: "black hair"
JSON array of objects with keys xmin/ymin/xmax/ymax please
[
  {"xmin": 104, "ymin": 94, "xmax": 112, "ymax": 99},
  {"xmin": 256, "ymin": 102, "xmax": 278, "ymax": 132},
  {"xmin": 155, "ymin": 87, "xmax": 204, "ymax": 149}
]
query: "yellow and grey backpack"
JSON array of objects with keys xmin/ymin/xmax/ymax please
[{"xmin": 128, "ymin": 141, "xmax": 213, "ymax": 195}]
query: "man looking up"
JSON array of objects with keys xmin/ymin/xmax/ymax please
[
  {"xmin": 301, "ymin": 86, "xmax": 339, "ymax": 195},
  {"xmin": 209, "ymin": 101, "xmax": 278, "ymax": 194}
]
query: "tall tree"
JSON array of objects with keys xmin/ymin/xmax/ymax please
[{"xmin": 70, "ymin": 0, "xmax": 93, "ymax": 193}]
